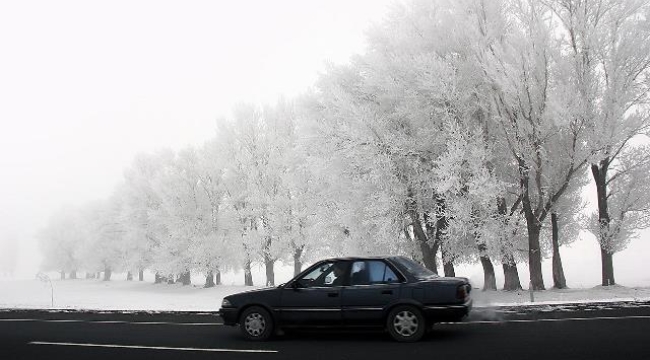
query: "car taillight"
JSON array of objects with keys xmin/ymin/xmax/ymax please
[{"xmin": 456, "ymin": 284, "xmax": 469, "ymax": 299}]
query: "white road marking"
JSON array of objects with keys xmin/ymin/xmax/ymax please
[
  {"xmin": 6, "ymin": 314, "xmax": 648, "ymax": 327},
  {"xmin": 29, "ymin": 341, "xmax": 278, "ymax": 353},
  {"xmin": 0, "ymin": 318, "xmax": 223, "ymax": 326},
  {"xmin": 440, "ymin": 315, "xmax": 650, "ymax": 325},
  {"xmin": 42, "ymin": 319, "xmax": 85, "ymax": 323}
]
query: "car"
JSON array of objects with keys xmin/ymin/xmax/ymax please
[{"xmin": 218, "ymin": 256, "xmax": 472, "ymax": 342}]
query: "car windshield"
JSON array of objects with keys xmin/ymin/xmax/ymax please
[{"xmin": 392, "ymin": 257, "xmax": 438, "ymax": 279}]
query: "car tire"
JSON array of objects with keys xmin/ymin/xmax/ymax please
[
  {"xmin": 386, "ymin": 305, "xmax": 426, "ymax": 342},
  {"xmin": 239, "ymin": 306, "xmax": 274, "ymax": 341}
]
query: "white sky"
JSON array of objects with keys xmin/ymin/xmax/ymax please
[
  {"xmin": 0, "ymin": 0, "xmax": 395, "ymax": 276},
  {"xmin": 0, "ymin": 0, "xmax": 647, "ymax": 287}
]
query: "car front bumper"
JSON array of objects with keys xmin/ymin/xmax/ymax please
[{"xmin": 218, "ymin": 307, "xmax": 239, "ymax": 326}]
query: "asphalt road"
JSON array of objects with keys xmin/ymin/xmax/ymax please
[{"xmin": 2, "ymin": 301, "xmax": 650, "ymax": 360}]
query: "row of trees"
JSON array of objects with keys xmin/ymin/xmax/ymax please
[{"xmin": 39, "ymin": 0, "xmax": 650, "ymax": 290}]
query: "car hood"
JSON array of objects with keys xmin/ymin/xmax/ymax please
[
  {"xmin": 230, "ymin": 286, "xmax": 277, "ymax": 297},
  {"xmin": 224, "ymin": 286, "xmax": 280, "ymax": 306}
]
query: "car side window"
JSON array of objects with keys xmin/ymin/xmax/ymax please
[
  {"xmin": 296, "ymin": 263, "xmax": 333, "ymax": 288},
  {"xmin": 296, "ymin": 262, "xmax": 347, "ymax": 287},
  {"xmin": 350, "ymin": 260, "xmax": 400, "ymax": 285},
  {"xmin": 350, "ymin": 261, "xmax": 369, "ymax": 285}
]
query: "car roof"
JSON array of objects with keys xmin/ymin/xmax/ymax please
[{"xmin": 319, "ymin": 256, "xmax": 401, "ymax": 262}]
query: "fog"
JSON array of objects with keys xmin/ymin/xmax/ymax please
[{"xmin": 0, "ymin": 0, "xmax": 394, "ymax": 277}]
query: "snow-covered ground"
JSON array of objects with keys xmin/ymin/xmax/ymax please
[
  {"xmin": 1, "ymin": 276, "xmax": 649, "ymax": 312},
  {"xmin": 470, "ymin": 284, "xmax": 650, "ymax": 307}
]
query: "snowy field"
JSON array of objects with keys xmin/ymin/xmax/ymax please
[{"xmin": 1, "ymin": 276, "xmax": 649, "ymax": 312}]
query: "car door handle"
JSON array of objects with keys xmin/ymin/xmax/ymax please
[
  {"xmin": 381, "ymin": 290, "xmax": 393, "ymax": 295},
  {"xmin": 327, "ymin": 292, "xmax": 339, "ymax": 297}
]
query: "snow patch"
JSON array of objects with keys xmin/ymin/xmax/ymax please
[{"xmin": 1, "ymin": 278, "xmax": 649, "ymax": 312}]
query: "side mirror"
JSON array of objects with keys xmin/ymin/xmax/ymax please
[{"xmin": 292, "ymin": 279, "xmax": 311, "ymax": 290}]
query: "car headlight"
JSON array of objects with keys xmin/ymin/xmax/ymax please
[{"xmin": 221, "ymin": 298, "xmax": 232, "ymax": 307}]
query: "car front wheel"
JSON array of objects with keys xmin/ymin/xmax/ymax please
[
  {"xmin": 239, "ymin": 306, "xmax": 274, "ymax": 341},
  {"xmin": 387, "ymin": 305, "xmax": 426, "ymax": 342}
]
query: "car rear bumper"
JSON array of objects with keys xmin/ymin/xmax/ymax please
[
  {"xmin": 423, "ymin": 298, "xmax": 472, "ymax": 322},
  {"xmin": 218, "ymin": 307, "xmax": 238, "ymax": 326}
]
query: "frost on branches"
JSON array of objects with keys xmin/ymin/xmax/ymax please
[{"xmin": 37, "ymin": 0, "xmax": 650, "ymax": 290}]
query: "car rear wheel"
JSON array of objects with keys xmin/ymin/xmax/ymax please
[
  {"xmin": 387, "ymin": 305, "xmax": 426, "ymax": 342},
  {"xmin": 239, "ymin": 306, "xmax": 274, "ymax": 341}
]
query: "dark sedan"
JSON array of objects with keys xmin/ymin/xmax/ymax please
[{"xmin": 219, "ymin": 256, "xmax": 472, "ymax": 342}]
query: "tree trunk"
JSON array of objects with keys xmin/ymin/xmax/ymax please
[
  {"xmin": 244, "ymin": 260, "xmax": 253, "ymax": 286},
  {"xmin": 551, "ymin": 213, "xmax": 568, "ymax": 289},
  {"xmin": 441, "ymin": 243, "xmax": 456, "ymax": 277},
  {"xmin": 411, "ymin": 214, "xmax": 438, "ymax": 273},
  {"xmin": 103, "ymin": 268, "xmax": 112, "ymax": 281},
  {"xmin": 591, "ymin": 162, "xmax": 616, "ymax": 286},
  {"xmin": 406, "ymin": 190, "xmax": 439, "ymax": 273},
  {"xmin": 204, "ymin": 271, "xmax": 215, "ymax": 288},
  {"xmin": 497, "ymin": 197, "xmax": 522, "ymax": 290},
  {"xmin": 477, "ymin": 243, "xmax": 497, "ymax": 290},
  {"xmin": 501, "ymin": 250, "xmax": 522, "ymax": 290},
  {"xmin": 60, "ymin": 271, "xmax": 65, "ymax": 280},
  {"xmin": 521, "ymin": 163, "xmax": 545, "ymax": 290},
  {"xmin": 215, "ymin": 269, "xmax": 221, "ymax": 285},
  {"xmin": 264, "ymin": 256, "xmax": 275, "ymax": 287},
  {"xmin": 126, "ymin": 271, "xmax": 133, "ymax": 281},
  {"xmin": 293, "ymin": 245, "xmax": 304, "ymax": 276},
  {"xmin": 70, "ymin": 270, "xmax": 77, "ymax": 279},
  {"xmin": 443, "ymin": 262, "xmax": 456, "ymax": 278},
  {"xmin": 416, "ymin": 227, "xmax": 438, "ymax": 273},
  {"xmin": 502, "ymin": 262, "xmax": 522, "ymax": 290},
  {"xmin": 139, "ymin": 269, "xmax": 144, "ymax": 281},
  {"xmin": 434, "ymin": 198, "xmax": 454, "ymax": 277},
  {"xmin": 180, "ymin": 271, "xmax": 191, "ymax": 285},
  {"xmin": 525, "ymin": 222, "xmax": 545, "ymax": 290},
  {"xmin": 600, "ymin": 246, "xmax": 615, "ymax": 286}
]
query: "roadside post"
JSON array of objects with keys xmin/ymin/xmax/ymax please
[{"xmin": 36, "ymin": 272, "xmax": 54, "ymax": 308}]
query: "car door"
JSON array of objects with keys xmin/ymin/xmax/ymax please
[
  {"xmin": 341, "ymin": 260, "xmax": 403, "ymax": 326},
  {"xmin": 279, "ymin": 261, "xmax": 349, "ymax": 326}
]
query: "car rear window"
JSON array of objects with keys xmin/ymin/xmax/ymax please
[
  {"xmin": 350, "ymin": 260, "xmax": 400, "ymax": 285},
  {"xmin": 391, "ymin": 256, "xmax": 438, "ymax": 279}
]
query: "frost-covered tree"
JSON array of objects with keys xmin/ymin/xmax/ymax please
[
  {"xmin": 38, "ymin": 206, "xmax": 84, "ymax": 279},
  {"xmin": 192, "ymin": 139, "xmax": 229, "ymax": 286},
  {"xmin": 472, "ymin": 0, "xmax": 592, "ymax": 289},
  {"xmin": 122, "ymin": 155, "xmax": 157, "ymax": 281},
  {"xmin": 435, "ymin": 123, "xmax": 506, "ymax": 290},
  {"xmin": 544, "ymin": 173, "xmax": 588, "ymax": 289},
  {"xmin": 149, "ymin": 147, "xmax": 215, "ymax": 285},
  {"xmin": 306, "ymin": 0, "xmax": 524, "ymax": 290},
  {"xmin": 121, "ymin": 150, "xmax": 174, "ymax": 282},
  {"xmin": 76, "ymin": 196, "xmax": 125, "ymax": 281},
  {"xmin": 544, "ymin": 0, "xmax": 650, "ymax": 286},
  {"xmin": 310, "ymin": 1, "xmax": 534, "ymax": 293},
  {"xmin": 217, "ymin": 102, "xmax": 300, "ymax": 286},
  {"xmin": 584, "ymin": 145, "xmax": 650, "ymax": 281}
]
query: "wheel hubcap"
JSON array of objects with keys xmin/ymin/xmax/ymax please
[
  {"xmin": 393, "ymin": 310, "xmax": 419, "ymax": 337},
  {"xmin": 244, "ymin": 313, "xmax": 266, "ymax": 337}
]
